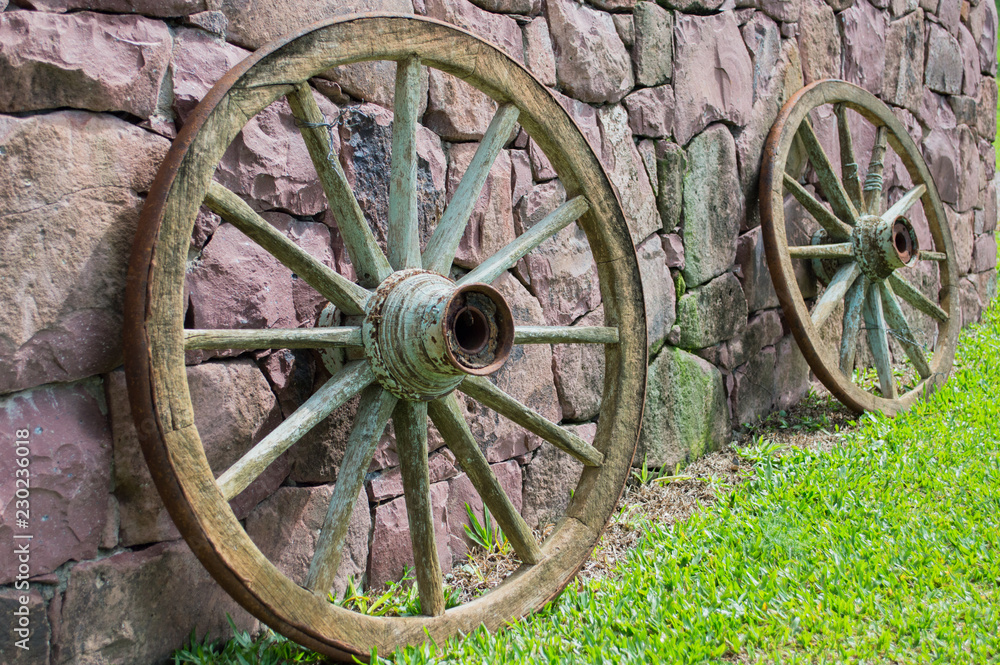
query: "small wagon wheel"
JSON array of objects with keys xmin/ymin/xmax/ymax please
[
  {"xmin": 123, "ymin": 13, "xmax": 645, "ymax": 661},
  {"xmin": 760, "ymin": 79, "xmax": 959, "ymax": 415}
]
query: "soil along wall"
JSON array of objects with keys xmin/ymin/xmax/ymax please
[{"xmin": 0, "ymin": 0, "xmax": 996, "ymax": 662}]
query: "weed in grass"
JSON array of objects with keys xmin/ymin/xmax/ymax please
[
  {"xmin": 172, "ymin": 616, "xmax": 324, "ymax": 665},
  {"xmin": 463, "ymin": 503, "xmax": 510, "ymax": 555}
]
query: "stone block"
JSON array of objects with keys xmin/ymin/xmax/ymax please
[
  {"xmin": 425, "ymin": 69, "xmax": 498, "ymax": 142},
  {"xmin": 369, "ymin": 481, "xmax": 451, "ymax": 588},
  {"xmin": 0, "ymin": 112, "xmax": 169, "ymax": 395},
  {"xmin": 624, "ymin": 85, "xmax": 675, "ymax": 139},
  {"xmin": 742, "ymin": 13, "xmax": 782, "ymax": 104},
  {"xmin": 773, "ymin": 334, "xmax": 811, "ymax": 410},
  {"xmin": 0, "ymin": 379, "xmax": 111, "ymax": 584},
  {"xmin": 547, "ymin": 0, "xmax": 633, "ymax": 103},
  {"xmin": 55, "ymin": 540, "xmax": 256, "ymax": 665},
  {"xmin": 528, "ymin": 138, "xmax": 558, "ymax": 182},
  {"xmin": 0, "ymin": 11, "xmax": 171, "ymax": 118},
  {"xmin": 0, "ymin": 589, "xmax": 49, "ymax": 664},
  {"xmin": 972, "ymin": 233, "xmax": 997, "ymax": 273},
  {"xmin": 957, "ymin": 23, "xmax": 981, "ymax": 97},
  {"xmin": 637, "ymin": 235, "xmax": 677, "ymax": 352},
  {"xmin": 468, "ymin": 0, "xmax": 540, "ymax": 13},
  {"xmin": 799, "ymin": 0, "xmax": 842, "ymax": 83},
  {"xmin": 936, "ymin": 0, "xmax": 961, "ymax": 35},
  {"xmin": 839, "ymin": 0, "xmax": 888, "ymax": 95},
  {"xmin": 19, "ymin": 0, "xmax": 212, "ymax": 15},
  {"xmin": 552, "ymin": 307, "xmax": 606, "ymax": 422},
  {"xmin": 946, "ymin": 205, "xmax": 976, "ymax": 275},
  {"xmin": 367, "ymin": 448, "xmax": 459, "ymax": 503},
  {"xmin": 958, "ymin": 276, "xmax": 983, "ymax": 325},
  {"xmin": 917, "ymin": 89, "xmax": 958, "ymax": 130},
  {"xmin": 922, "ymin": 125, "xmax": 980, "ymax": 212},
  {"xmin": 637, "ymin": 346, "xmax": 730, "ymax": 469},
  {"xmin": 731, "ymin": 345, "xmax": 777, "ymax": 424},
  {"xmin": 521, "ymin": 423, "xmax": 591, "ymax": 530},
  {"xmin": 246, "ymin": 485, "xmax": 370, "ymax": 597},
  {"xmin": 977, "ymin": 77, "xmax": 998, "ymax": 142},
  {"xmin": 446, "ymin": 144, "xmax": 515, "ymax": 270},
  {"xmin": 221, "ymin": 0, "xmax": 413, "ymax": 50},
  {"xmin": 510, "ymin": 149, "xmax": 533, "ymax": 206},
  {"xmin": 656, "ymin": 141, "xmax": 686, "ymax": 233},
  {"xmin": 597, "ymin": 105, "xmax": 661, "ymax": 244},
  {"xmin": 681, "ymin": 125, "xmax": 742, "ymax": 287},
  {"xmin": 446, "ymin": 461, "xmax": 522, "ymax": 563},
  {"xmin": 613, "ymin": 13, "xmax": 634, "ymax": 48},
  {"xmin": 661, "ymin": 232, "xmax": 685, "ymax": 268},
  {"xmin": 514, "ymin": 179, "xmax": 566, "ymax": 234},
  {"xmin": 638, "ymin": 139, "xmax": 659, "ymax": 197},
  {"xmin": 760, "ymin": 0, "xmax": 801, "ymax": 21},
  {"xmin": 633, "ymin": 1, "xmax": 673, "ymax": 87},
  {"xmin": 727, "ymin": 309, "xmax": 783, "ymax": 369},
  {"xmin": 972, "ymin": 269, "xmax": 998, "ymax": 304},
  {"xmin": 425, "ymin": 0, "xmax": 524, "ymax": 64},
  {"xmin": 882, "ymin": 8, "xmax": 925, "ymax": 113},
  {"xmin": 977, "ymin": 0, "xmax": 998, "ymax": 75},
  {"xmin": 735, "ymin": 227, "xmax": 780, "ymax": 312},
  {"xmin": 107, "ymin": 360, "xmax": 285, "ymax": 547},
  {"xmin": 171, "ymin": 27, "xmax": 250, "ymax": 125},
  {"xmin": 925, "ymin": 22, "xmax": 963, "ymax": 94},
  {"xmin": 658, "ymin": 0, "xmax": 725, "ymax": 11},
  {"xmin": 184, "ymin": 10, "xmax": 228, "ymax": 36},
  {"xmin": 672, "ymin": 12, "xmax": 753, "ymax": 145},
  {"xmin": 523, "ymin": 17, "xmax": 557, "ymax": 87},
  {"xmin": 675, "ymin": 272, "xmax": 749, "ymax": 349}
]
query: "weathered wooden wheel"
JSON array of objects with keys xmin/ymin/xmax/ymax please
[
  {"xmin": 761, "ymin": 79, "xmax": 959, "ymax": 415},
  {"xmin": 123, "ymin": 13, "xmax": 645, "ymax": 661}
]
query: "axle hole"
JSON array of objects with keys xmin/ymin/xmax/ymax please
[
  {"xmin": 892, "ymin": 222, "xmax": 912, "ymax": 260},
  {"xmin": 454, "ymin": 306, "xmax": 490, "ymax": 354}
]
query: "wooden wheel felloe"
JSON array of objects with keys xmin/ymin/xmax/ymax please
[
  {"xmin": 123, "ymin": 14, "xmax": 645, "ymax": 661},
  {"xmin": 760, "ymin": 79, "xmax": 959, "ymax": 415}
]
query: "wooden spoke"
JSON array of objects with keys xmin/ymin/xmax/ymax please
[
  {"xmin": 184, "ymin": 327, "xmax": 362, "ymax": 351},
  {"xmin": 287, "ymin": 83, "xmax": 391, "ymax": 287},
  {"xmin": 204, "ymin": 182, "xmax": 370, "ymax": 316},
  {"xmin": 428, "ymin": 394, "xmax": 543, "ymax": 565},
  {"xmin": 918, "ymin": 250, "xmax": 947, "ymax": 262},
  {"xmin": 514, "ymin": 326, "xmax": 619, "ymax": 345},
  {"xmin": 839, "ymin": 274, "xmax": 868, "ymax": 375},
  {"xmin": 393, "ymin": 401, "xmax": 446, "ymax": 616},
  {"xmin": 459, "ymin": 196, "xmax": 590, "ymax": 286},
  {"xmin": 810, "ymin": 261, "xmax": 862, "ymax": 328},
  {"xmin": 862, "ymin": 282, "xmax": 898, "ymax": 399},
  {"xmin": 864, "ymin": 125, "xmax": 889, "ymax": 215},
  {"xmin": 835, "ymin": 103, "xmax": 865, "ymax": 211},
  {"xmin": 458, "ymin": 376, "xmax": 604, "ymax": 467},
  {"xmin": 306, "ymin": 386, "xmax": 398, "ymax": 594},
  {"xmin": 878, "ymin": 282, "xmax": 932, "ymax": 379},
  {"xmin": 216, "ymin": 361, "xmax": 374, "ymax": 501},
  {"xmin": 422, "ymin": 103, "xmax": 520, "ymax": 275},
  {"xmin": 787, "ymin": 242, "xmax": 854, "ymax": 260},
  {"xmin": 388, "ymin": 57, "xmax": 423, "ymax": 271},
  {"xmin": 887, "ymin": 273, "xmax": 949, "ymax": 323},
  {"xmin": 782, "ymin": 173, "xmax": 852, "ymax": 241},
  {"xmin": 796, "ymin": 117, "xmax": 859, "ymax": 225},
  {"xmin": 881, "ymin": 184, "xmax": 926, "ymax": 223}
]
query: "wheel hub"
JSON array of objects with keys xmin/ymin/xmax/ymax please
[
  {"xmin": 851, "ymin": 213, "xmax": 919, "ymax": 280},
  {"xmin": 362, "ymin": 269, "xmax": 515, "ymax": 400}
]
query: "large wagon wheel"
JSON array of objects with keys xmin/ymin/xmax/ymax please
[
  {"xmin": 760, "ymin": 79, "xmax": 959, "ymax": 415},
  {"xmin": 123, "ymin": 13, "xmax": 645, "ymax": 661}
]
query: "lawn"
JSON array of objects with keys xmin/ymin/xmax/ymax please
[{"xmin": 175, "ymin": 296, "xmax": 1000, "ymax": 664}]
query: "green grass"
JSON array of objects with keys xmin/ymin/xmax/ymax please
[{"xmin": 176, "ymin": 299, "xmax": 1000, "ymax": 664}]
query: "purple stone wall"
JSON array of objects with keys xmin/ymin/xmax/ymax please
[{"xmin": 0, "ymin": 0, "xmax": 995, "ymax": 662}]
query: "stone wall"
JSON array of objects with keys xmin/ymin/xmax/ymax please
[{"xmin": 0, "ymin": 0, "xmax": 996, "ymax": 663}]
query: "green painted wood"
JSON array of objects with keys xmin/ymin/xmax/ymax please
[
  {"xmin": 513, "ymin": 326, "xmax": 619, "ymax": 345},
  {"xmin": 422, "ymin": 103, "xmax": 520, "ymax": 275},
  {"xmin": 458, "ymin": 376, "xmax": 604, "ymax": 467},
  {"xmin": 878, "ymin": 282, "xmax": 932, "ymax": 379},
  {"xmin": 862, "ymin": 281, "xmax": 898, "ymax": 399},
  {"xmin": 459, "ymin": 196, "xmax": 589, "ymax": 286},
  {"xmin": 887, "ymin": 273, "xmax": 949, "ymax": 322},
  {"xmin": 835, "ymin": 103, "xmax": 865, "ymax": 213},
  {"xmin": 216, "ymin": 361, "xmax": 374, "ymax": 501},
  {"xmin": 839, "ymin": 274, "xmax": 868, "ymax": 374},
  {"xmin": 204, "ymin": 182, "xmax": 370, "ymax": 316},
  {"xmin": 307, "ymin": 385, "xmax": 398, "ymax": 594},
  {"xmin": 864, "ymin": 126, "xmax": 888, "ymax": 215},
  {"xmin": 393, "ymin": 401, "xmax": 446, "ymax": 616},
  {"xmin": 782, "ymin": 173, "xmax": 853, "ymax": 241},
  {"xmin": 796, "ymin": 117, "xmax": 859, "ymax": 225},
  {"xmin": 428, "ymin": 394, "xmax": 543, "ymax": 565},
  {"xmin": 388, "ymin": 58, "xmax": 423, "ymax": 272},
  {"xmin": 787, "ymin": 242, "xmax": 854, "ymax": 260},
  {"xmin": 287, "ymin": 83, "xmax": 391, "ymax": 287},
  {"xmin": 881, "ymin": 184, "xmax": 926, "ymax": 223},
  {"xmin": 811, "ymin": 261, "xmax": 861, "ymax": 328},
  {"xmin": 918, "ymin": 250, "xmax": 947, "ymax": 261},
  {"xmin": 184, "ymin": 327, "xmax": 363, "ymax": 350}
]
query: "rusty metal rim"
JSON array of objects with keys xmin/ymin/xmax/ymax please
[
  {"xmin": 123, "ymin": 12, "xmax": 646, "ymax": 660},
  {"xmin": 760, "ymin": 79, "xmax": 959, "ymax": 415}
]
